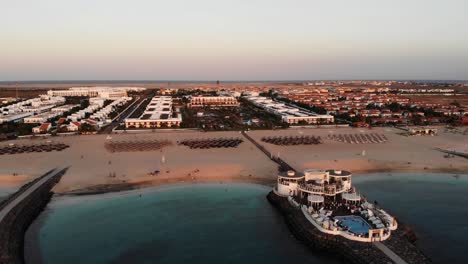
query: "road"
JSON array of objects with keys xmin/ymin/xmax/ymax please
[
  {"xmin": 0, "ymin": 167, "xmax": 66, "ymax": 222},
  {"xmin": 99, "ymin": 96, "xmax": 145, "ymax": 134}
]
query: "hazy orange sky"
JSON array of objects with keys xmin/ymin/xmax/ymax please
[{"xmin": 1, "ymin": 0, "xmax": 467, "ymax": 81}]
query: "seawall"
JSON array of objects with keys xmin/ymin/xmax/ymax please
[
  {"xmin": 0, "ymin": 169, "xmax": 66, "ymax": 264},
  {"xmin": 267, "ymin": 191, "xmax": 431, "ymax": 264}
]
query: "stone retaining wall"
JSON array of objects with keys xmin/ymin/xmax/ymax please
[
  {"xmin": 0, "ymin": 170, "xmax": 65, "ymax": 264},
  {"xmin": 267, "ymin": 191, "xmax": 431, "ymax": 264}
]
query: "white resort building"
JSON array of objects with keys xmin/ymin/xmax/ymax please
[
  {"xmin": 125, "ymin": 96, "xmax": 182, "ymax": 128},
  {"xmin": 246, "ymin": 96, "xmax": 334, "ymax": 125},
  {"xmin": 275, "ymin": 169, "xmax": 397, "ymax": 242},
  {"xmin": 0, "ymin": 96, "xmax": 66, "ymax": 124},
  {"xmin": 47, "ymin": 87, "xmax": 145, "ymax": 99},
  {"xmin": 189, "ymin": 96, "xmax": 240, "ymax": 108}
]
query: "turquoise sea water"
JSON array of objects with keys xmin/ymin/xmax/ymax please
[
  {"xmin": 29, "ymin": 174, "xmax": 468, "ymax": 264},
  {"xmin": 29, "ymin": 183, "xmax": 338, "ymax": 264},
  {"xmin": 353, "ymin": 173, "xmax": 468, "ymax": 264},
  {"xmin": 0, "ymin": 186, "xmax": 18, "ymax": 202}
]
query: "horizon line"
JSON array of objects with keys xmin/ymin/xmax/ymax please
[{"xmin": 1, "ymin": 79, "xmax": 467, "ymax": 84}]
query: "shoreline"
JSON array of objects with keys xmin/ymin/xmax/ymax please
[
  {"xmin": 59, "ymin": 175, "xmax": 276, "ymax": 196},
  {"xmin": 2, "ymin": 127, "xmax": 468, "ymax": 195},
  {"xmin": 58, "ymin": 168, "xmax": 467, "ymax": 197}
]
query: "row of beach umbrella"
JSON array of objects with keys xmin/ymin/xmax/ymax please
[
  {"xmin": 178, "ymin": 138, "xmax": 243, "ymax": 149},
  {"xmin": 261, "ymin": 135, "xmax": 322, "ymax": 146},
  {"xmin": 327, "ymin": 133, "xmax": 387, "ymax": 144},
  {"xmin": 0, "ymin": 143, "xmax": 69, "ymax": 155},
  {"xmin": 105, "ymin": 140, "xmax": 172, "ymax": 153}
]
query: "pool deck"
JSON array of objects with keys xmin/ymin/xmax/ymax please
[{"xmin": 335, "ymin": 215, "xmax": 371, "ymax": 235}]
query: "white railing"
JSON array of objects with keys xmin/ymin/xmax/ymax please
[{"xmin": 300, "ymin": 205, "xmax": 391, "ymax": 242}]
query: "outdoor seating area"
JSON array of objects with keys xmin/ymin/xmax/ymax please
[
  {"xmin": 104, "ymin": 140, "xmax": 172, "ymax": 153},
  {"xmin": 327, "ymin": 133, "xmax": 387, "ymax": 144},
  {"xmin": 261, "ymin": 135, "xmax": 322, "ymax": 146},
  {"xmin": 358, "ymin": 202, "xmax": 397, "ymax": 230},
  {"xmin": 178, "ymin": 138, "xmax": 243, "ymax": 149},
  {"xmin": 302, "ymin": 198, "xmax": 394, "ymax": 241},
  {"xmin": 0, "ymin": 143, "xmax": 69, "ymax": 155}
]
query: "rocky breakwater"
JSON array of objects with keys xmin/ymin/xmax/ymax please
[
  {"xmin": 267, "ymin": 191, "xmax": 431, "ymax": 264},
  {"xmin": 0, "ymin": 168, "xmax": 67, "ymax": 264}
]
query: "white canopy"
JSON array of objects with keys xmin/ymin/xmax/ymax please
[{"xmin": 308, "ymin": 194, "xmax": 325, "ymax": 203}]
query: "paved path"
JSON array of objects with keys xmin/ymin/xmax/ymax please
[
  {"xmin": 0, "ymin": 167, "xmax": 64, "ymax": 222},
  {"xmin": 100, "ymin": 96, "xmax": 144, "ymax": 134},
  {"xmin": 375, "ymin": 242, "xmax": 408, "ymax": 264}
]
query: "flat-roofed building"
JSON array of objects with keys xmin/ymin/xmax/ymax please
[
  {"xmin": 189, "ymin": 96, "xmax": 239, "ymax": 108},
  {"xmin": 125, "ymin": 96, "xmax": 182, "ymax": 128},
  {"xmin": 246, "ymin": 96, "xmax": 334, "ymax": 125},
  {"xmin": 0, "ymin": 112, "xmax": 34, "ymax": 124},
  {"xmin": 51, "ymin": 104, "xmax": 79, "ymax": 113},
  {"xmin": 24, "ymin": 113, "xmax": 55, "ymax": 124},
  {"xmin": 47, "ymin": 87, "xmax": 145, "ymax": 99}
]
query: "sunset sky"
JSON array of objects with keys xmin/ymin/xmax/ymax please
[{"xmin": 1, "ymin": 0, "xmax": 467, "ymax": 81}]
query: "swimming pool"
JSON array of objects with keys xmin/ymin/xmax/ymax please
[{"xmin": 335, "ymin": 216, "xmax": 371, "ymax": 234}]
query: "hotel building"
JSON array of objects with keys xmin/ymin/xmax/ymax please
[
  {"xmin": 247, "ymin": 96, "xmax": 334, "ymax": 125},
  {"xmin": 189, "ymin": 96, "xmax": 240, "ymax": 108},
  {"xmin": 125, "ymin": 96, "xmax": 182, "ymax": 128},
  {"xmin": 47, "ymin": 87, "xmax": 145, "ymax": 99},
  {"xmin": 0, "ymin": 96, "xmax": 66, "ymax": 124}
]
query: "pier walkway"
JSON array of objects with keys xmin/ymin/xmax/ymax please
[
  {"xmin": 375, "ymin": 242, "xmax": 408, "ymax": 264},
  {"xmin": 241, "ymin": 131, "xmax": 296, "ymax": 172},
  {"xmin": 243, "ymin": 130, "xmax": 414, "ymax": 264}
]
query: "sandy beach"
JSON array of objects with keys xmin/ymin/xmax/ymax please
[
  {"xmin": 0, "ymin": 127, "xmax": 467, "ymax": 194},
  {"xmin": 0, "ymin": 131, "xmax": 276, "ymax": 194},
  {"xmin": 247, "ymin": 126, "xmax": 468, "ymax": 174}
]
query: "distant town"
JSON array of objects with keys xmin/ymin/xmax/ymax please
[{"xmin": 0, "ymin": 80, "xmax": 467, "ymax": 139}]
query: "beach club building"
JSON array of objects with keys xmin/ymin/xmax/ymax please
[
  {"xmin": 125, "ymin": 96, "xmax": 182, "ymax": 128},
  {"xmin": 275, "ymin": 169, "xmax": 397, "ymax": 242}
]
